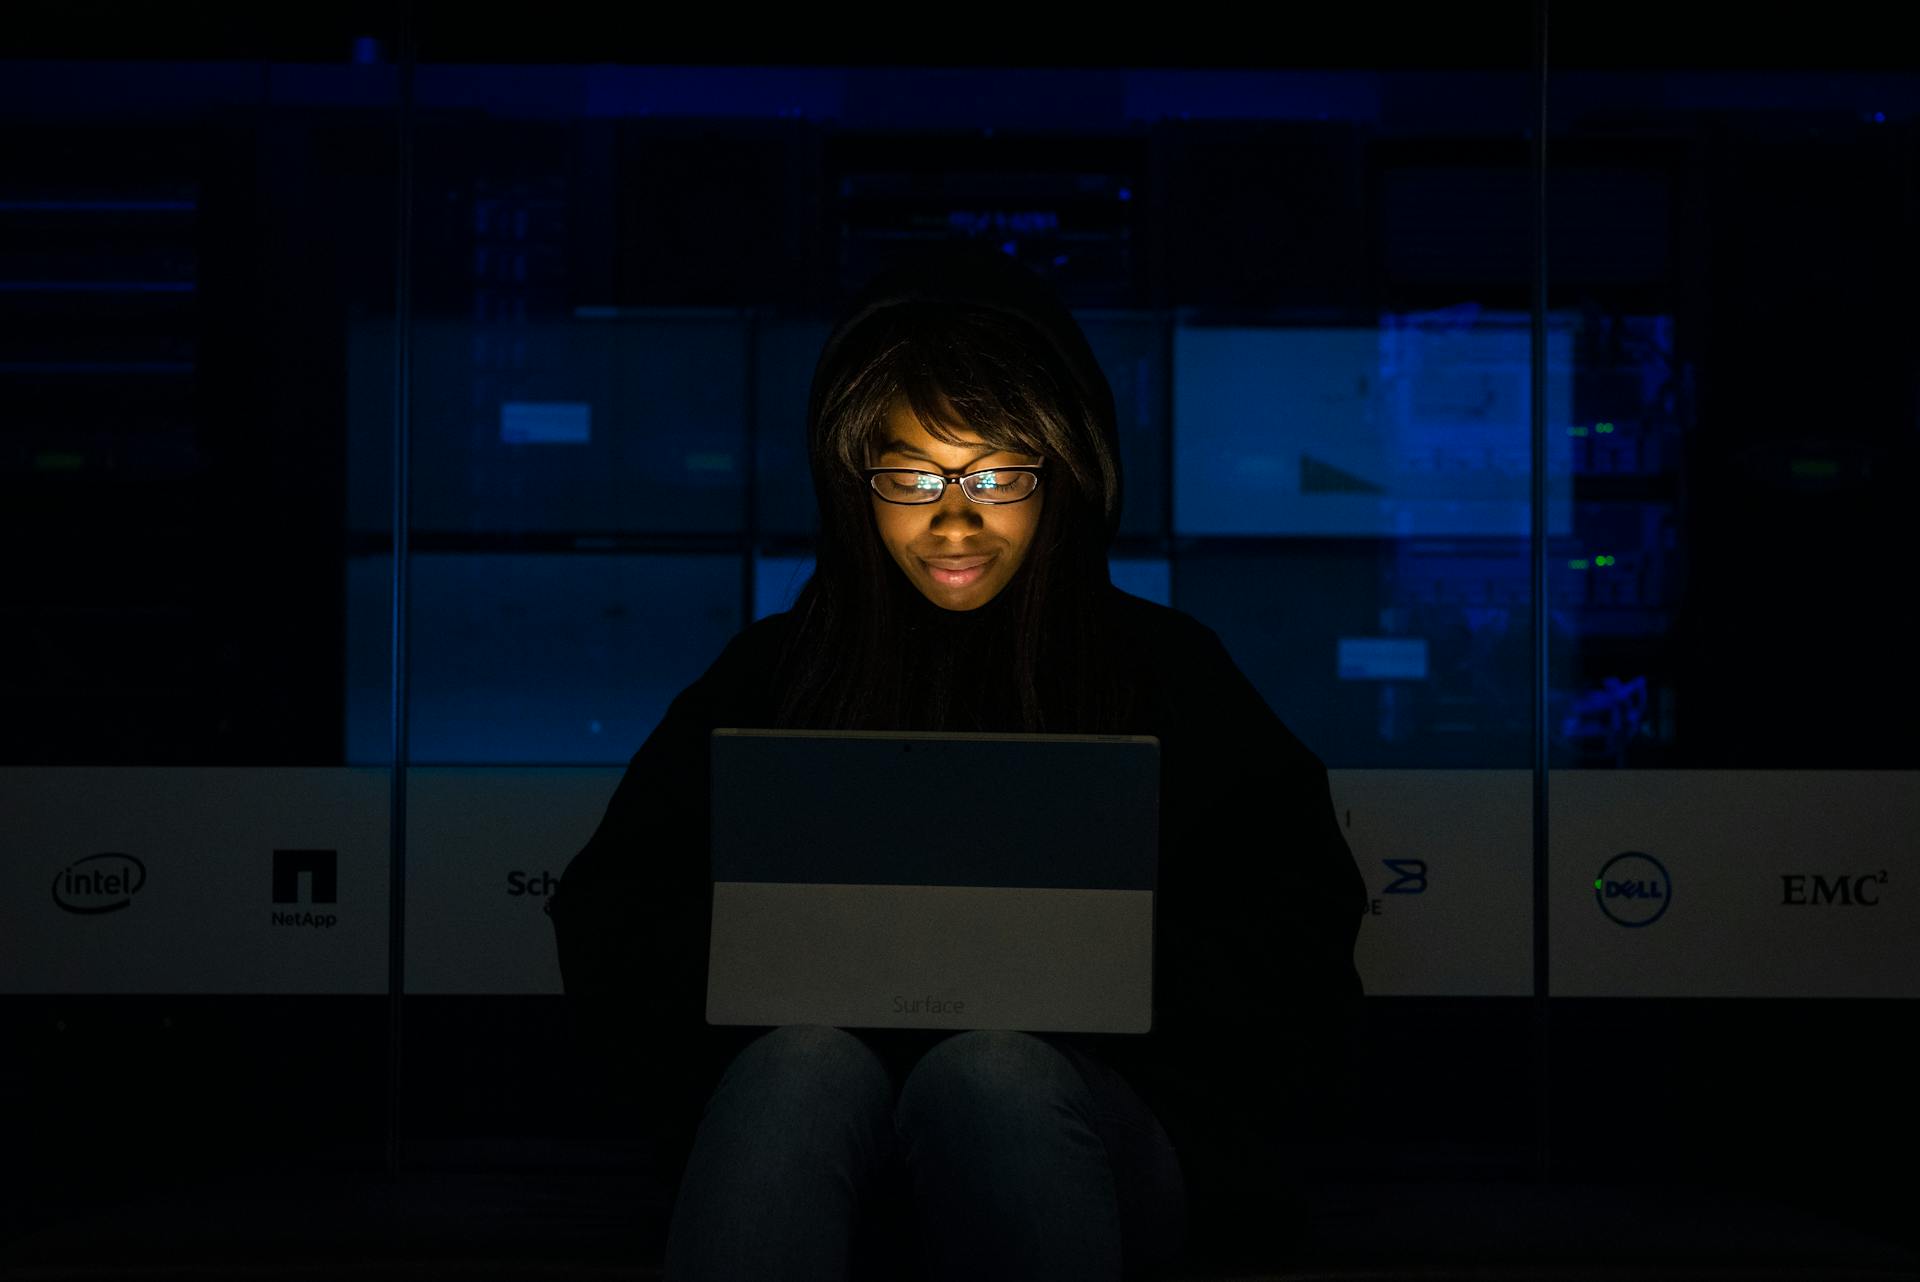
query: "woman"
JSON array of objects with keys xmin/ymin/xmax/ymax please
[{"xmin": 551, "ymin": 244, "xmax": 1369, "ymax": 1281}]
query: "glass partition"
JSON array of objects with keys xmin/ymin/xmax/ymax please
[
  {"xmin": 389, "ymin": 44, "xmax": 1544, "ymax": 1185},
  {"xmin": 1542, "ymin": 36, "xmax": 1919, "ymax": 1238},
  {"xmin": 1, "ymin": 19, "xmax": 404, "ymax": 1211}
]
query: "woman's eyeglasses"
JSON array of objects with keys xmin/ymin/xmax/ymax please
[{"xmin": 861, "ymin": 464, "xmax": 1044, "ymax": 506}]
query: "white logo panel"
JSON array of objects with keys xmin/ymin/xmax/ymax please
[
  {"xmin": 1331, "ymin": 769, "xmax": 1533, "ymax": 996},
  {"xmin": 1551, "ymin": 771, "xmax": 1918, "ymax": 997},
  {"xmin": 403, "ymin": 768, "xmax": 622, "ymax": 994},
  {"xmin": 1, "ymin": 768, "xmax": 390, "ymax": 994}
]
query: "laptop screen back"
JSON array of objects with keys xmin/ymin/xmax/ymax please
[{"xmin": 707, "ymin": 729, "xmax": 1160, "ymax": 1034}]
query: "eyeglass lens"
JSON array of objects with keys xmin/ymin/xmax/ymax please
[{"xmin": 873, "ymin": 470, "xmax": 1038, "ymax": 502}]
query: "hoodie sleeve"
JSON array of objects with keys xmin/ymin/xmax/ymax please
[
  {"xmin": 1142, "ymin": 617, "xmax": 1369, "ymax": 1148},
  {"xmin": 547, "ymin": 623, "xmax": 772, "ymax": 1123}
]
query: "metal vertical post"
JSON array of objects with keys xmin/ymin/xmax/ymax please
[{"xmin": 385, "ymin": 0, "xmax": 417, "ymax": 1179}]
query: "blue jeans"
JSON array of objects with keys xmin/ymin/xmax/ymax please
[{"xmin": 662, "ymin": 1024, "xmax": 1190, "ymax": 1281}]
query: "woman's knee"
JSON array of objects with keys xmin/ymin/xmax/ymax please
[
  {"xmin": 895, "ymin": 1028, "xmax": 1080, "ymax": 1124},
  {"xmin": 716, "ymin": 1023, "xmax": 894, "ymax": 1113}
]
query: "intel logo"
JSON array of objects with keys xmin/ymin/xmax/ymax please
[
  {"xmin": 52, "ymin": 853, "xmax": 147, "ymax": 915},
  {"xmin": 1595, "ymin": 851, "xmax": 1671, "ymax": 927}
]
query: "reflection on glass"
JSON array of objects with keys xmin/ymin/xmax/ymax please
[{"xmin": 349, "ymin": 552, "xmax": 740, "ymax": 765}]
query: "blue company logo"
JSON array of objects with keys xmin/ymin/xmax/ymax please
[
  {"xmin": 52, "ymin": 852, "xmax": 147, "ymax": 915},
  {"xmin": 1595, "ymin": 851, "xmax": 1671, "ymax": 927},
  {"xmin": 1382, "ymin": 859, "xmax": 1427, "ymax": 894}
]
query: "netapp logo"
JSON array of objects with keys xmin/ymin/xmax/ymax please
[
  {"xmin": 893, "ymin": 995, "xmax": 967, "ymax": 1015},
  {"xmin": 52, "ymin": 853, "xmax": 147, "ymax": 915},
  {"xmin": 1781, "ymin": 871, "xmax": 1887, "ymax": 906},
  {"xmin": 1595, "ymin": 851, "xmax": 1671, "ymax": 927},
  {"xmin": 272, "ymin": 849, "xmax": 338, "ymax": 929}
]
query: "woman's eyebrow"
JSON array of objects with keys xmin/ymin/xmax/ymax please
[{"xmin": 876, "ymin": 437, "xmax": 1024, "ymax": 465}]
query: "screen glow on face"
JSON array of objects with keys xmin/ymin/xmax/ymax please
[{"xmin": 868, "ymin": 400, "xmax": 1044, "ymax": 611}]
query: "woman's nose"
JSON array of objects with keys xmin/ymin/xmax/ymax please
[{"xmin": 929, "ymin": 482, "xmax": 979, "ymax": 519}]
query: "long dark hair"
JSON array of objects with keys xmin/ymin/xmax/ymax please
[{"xmin": 769, "ymin": 263, "xmax": 1136, "ymax": 736}]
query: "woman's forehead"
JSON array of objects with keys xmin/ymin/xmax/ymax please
[{"xmin": 879, "ymin": 400, "xmax": 1029, "ymax": 452}]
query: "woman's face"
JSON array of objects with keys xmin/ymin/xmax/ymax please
[{"xmin": 868, "ymin": 399, "xmax": 1045, "ymax": 611}]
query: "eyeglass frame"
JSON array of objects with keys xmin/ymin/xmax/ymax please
[{"xmin": 859, "ymin": 462, "xmax": 1046, "ymax": 505}]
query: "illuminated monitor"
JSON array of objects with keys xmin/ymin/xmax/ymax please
[{"xmin": 1172, "ymin": 307, "xmax": 1575, "ymax": 538}]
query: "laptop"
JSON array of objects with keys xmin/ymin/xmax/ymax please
[{"xmin": 706, "ymin": 728, "xmax": 1160, "ymax": 1034}]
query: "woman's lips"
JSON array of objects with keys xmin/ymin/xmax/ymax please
[{"xmin": 923, "ymin": 554, "xmax": 994, "ymax": 586}]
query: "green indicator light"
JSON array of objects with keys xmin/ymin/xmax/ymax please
[
  {"xmin": 1596, "ymin": 422, "xmax": 1615, "ymax": 434},
  {"xmin": 34, "ymin": 452, "xmax": 85, "ymax": 472},
  {"xmin": 1569, "ymin": 425, "xmax": 1589, "ymax": 437},
  {"xmin": 1569, "ymin": 558, "xmax": 1589, "ymax": 570},
  {"xmin": 1791, "ymin": 458, "xmax": 1839, "ymax": 478},
  {"xmin": 1593, "ymin": 879, "xmax": 1603, "ymax": 890}
]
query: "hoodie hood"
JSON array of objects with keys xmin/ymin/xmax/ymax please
[{"xmin": 807, "ymin": 244, "xmax": 1125, "ymax": 543}]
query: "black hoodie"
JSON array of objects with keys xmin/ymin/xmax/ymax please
[{"xmin": 549, "ymin": 246, "xmax": 1369, "ymax": 1233}]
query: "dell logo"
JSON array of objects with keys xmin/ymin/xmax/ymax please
[{"xmin": 1595, "ymin": 851, "xmax": 1672, "ymax": 927}]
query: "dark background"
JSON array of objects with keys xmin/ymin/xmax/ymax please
[{"xmin": 2, "ymin": 0, "xmax": 1915, "ymax": 1271}]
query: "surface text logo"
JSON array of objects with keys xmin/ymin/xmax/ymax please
[
  {"xmin": 51, "ymin": 853, "xmax": 147, "ymax": 915},
  {"xmin": 1595, "ymin": 851, "xmax": 1671, "ymax": 927}
]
